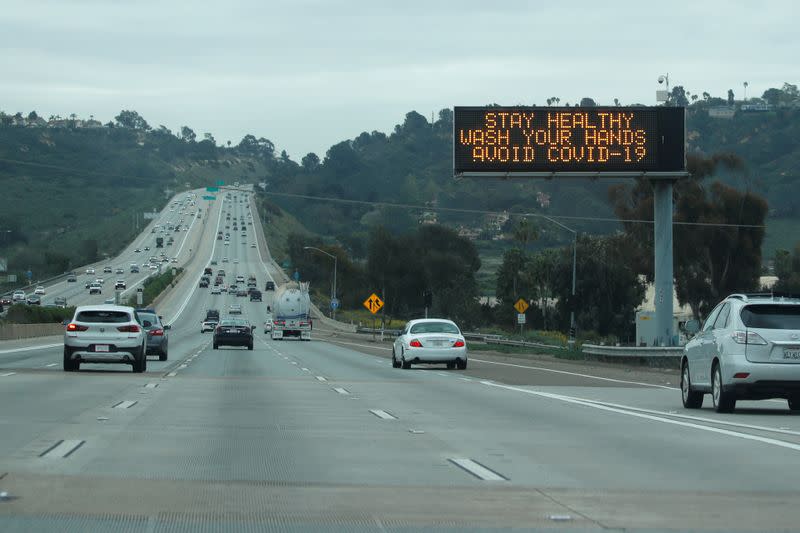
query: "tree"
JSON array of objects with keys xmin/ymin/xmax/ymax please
[
  {"xmin": 773, "ymin": 245, "xmax": 800, "ymax": 293},
  {"xmin": 609, "ymin": 153, "xmax": 768, "ymax": 319},
  {"xmin": 27, "ymin": 111, "xmax": 38, "ymax": 121},
  {"xmin": 727, "ymin": 89, "xmax": 735, "ymax": 106},
  {"xmin": 180, "ymin": 126, "xmax": 196, "ymax": 143},
  {"xmin": 702, "ymin": 91, "xmax": 710, "ymax": 101},
  {"xmin": 613, "ymin": 98, "xmax": 620, "ymax": 107},
  {"xmin": 203, "ymin": 132, "xmax": 216, "ymax": 144},
  {"xmin": 301, "ymin": 152, "xmax": 320, "ymax": 172},
  {"xmin": 511, "ymin": 218, "xmax": 539, "ymax": 250},
  {"xmin": 579, "ymin": 97, "xmax": 597, "ymax": 107},
  {"xmin": 115, "ymin": 110, "xmax": 150, "ymax": 130},
  {"xmin": 669, "ymin": 86, "xmax": 689, "ymax": 107}
]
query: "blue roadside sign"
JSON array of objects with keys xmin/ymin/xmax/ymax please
[
  {"xmin": 293, "ymin": 270, "xmax": 300, "ymax": 281},
  {"xmin": 330, "ymin": 298, "xmax": 339, "ymax": 310}
]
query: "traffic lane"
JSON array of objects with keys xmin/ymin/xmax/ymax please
[
  {"xmin": 269, "ymin": 337, "xmax": 800, "ymax": 494},
  {"xmin": 312, "ymin": 329, "xmax": 673, "ymax": 389}
]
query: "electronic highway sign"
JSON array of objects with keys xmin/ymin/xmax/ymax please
[{"xmin": 453, "ymin": 106, "xmax": 685, "ymax": 175}]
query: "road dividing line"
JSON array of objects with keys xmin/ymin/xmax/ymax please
[
  {"xmin": 315, "ymin": 376, "xmax": 327, "ymax": 382},
  {"xmin": 40, "ymin": 440, "xmax": 85, "ymax": 458},
  {"xmin": 460, "ymin": 377, "xmax": 473, "ymax": 382},
  {"xmin": 178, "ymin": 364, "xmax": 188, "ymax": 369},
  {"xmin": 448, "ymin": 458, "xmax": 507, "ymax": 481},
  {"xmin": 112, "ymin": 400, "xmax": 137, "ymax": 409},
  {"xmin": 333, "ymin": 387, "xmax": 349, "ymax": 395},
  {"xmin": 44, "ymin": 363, "xmax": 58, "ymax": 367},
  {"xmin": 471, "ymin": 358, "xmax": 677, "ymax": 390},
  {"xmin": 290, "ymin": 361, "xmax": 298, "ymax": 365},
  {"xmin": 0, "ymin": 343, "xmax": 61, "ymax": 355},
  {"xmin": 0, "ymin": 372, "xmax": 16, "ymax": 377},
  {"xmin": 481, "ymin": 381, "xmax": 800, "ymax": 453},
  {"xmin": 301, "ymin": 367, "xmax": 310, "ymax": 372},
  {"xmin": 369, "ymin": 409, "xmax": 397, "ymax": 420},
  {"xmin": 166, "ymin": 371, "xmax": 177, "ymax": 377}
]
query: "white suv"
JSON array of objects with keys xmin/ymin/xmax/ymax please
[
  {"xmin": 63, "ymin": 305, "xmax": 148, "ymax": 372},
  {"xmin": 683, "ymin": 293, "xmax": 800, "ymax": 412}
]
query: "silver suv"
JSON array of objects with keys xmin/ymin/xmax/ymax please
[
  {"xmin": 682, "ymin": 293, "xmax": 800, "ymax": 412},
  {"xmin": 64, "ymin": 305, "xmax": 148, "ymax": 372}
]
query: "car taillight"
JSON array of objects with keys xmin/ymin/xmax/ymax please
[
  {"xmin": 150, "ymin": 328, "xmax": 164, "ymax": 336},
  {"xmin": 300, "ymin": 321, "xmax": 310, "ymax": 327},
  {"xmin": 731, "ymin": 330, "xmax": 767, "ymax": 345},
  {"xmin": 117, "ymin": 324, "xmax": 140, "ymax": 333},
  {"xmin": 66, "ymin": 323, "xmax": 88, "ymax": 332},
  {"xmin": 453, "ymin": 340, "xmax": 465, "ymax": 348},
  {"xmin": 409, "ymin": 339, "xmax": 423, "ymax": 348},
  {"xmin": 274, "ymin": 320, "xmax": 285, "ymax": 326}
]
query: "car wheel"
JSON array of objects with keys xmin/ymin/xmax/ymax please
[
  {"xmin": 132, "ymin": 345, "xmax": 146, "ymax": 373},
  {"xmin": 392, "ymin": 349, "xmax": 401, "ymax": 368},
  {"xmin": 401, "ymin": 351, "xmax": 411, "ymax": 369},
  {"xmin": 248, "ymin": 343, "xmax": 253, "ymax": 350},
  {"xmin": 788, "ymin": 396, "xmax": 800, "ymax": 411},
  {"xmin": 213, "ymin": 343, "xmax": 218, "ymax": 350},
  {"xmin": 63, "ymin": 347, "xmax": 77, "ymax": 372},
  {"xmin": 681, "ymin": 361, "xmax": 703, "ymax": 409},
  {"xmin": 159, "ymin": 350, "xmax": 168, "ymax": 362},
  {"xmin": 711, "ymin": 362, "xmax": 735, "ymax": 413},
  {"xmin": 457, "ymin": 359, "xmax": 468, "ymax": 370},
  {"xmin": 446, "ymin": 361, "xmax": 456, "ymax": 370}
]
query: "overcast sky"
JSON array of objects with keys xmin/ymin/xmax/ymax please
[{"xmin": 1, "ymin": 0, "xmax": 796, "ymax": 159}]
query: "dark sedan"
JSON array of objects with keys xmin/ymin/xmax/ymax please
[
  {"xmin": 213, "ymin": 318, "xmax": 253, "ymax": 350},
  {"xmin": 135, "ymin": 309, "xmax": 170, "ymax": 361}
]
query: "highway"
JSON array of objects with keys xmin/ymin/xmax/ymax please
[{"xmin": 2, "ymin": 192, "xmax": 800, "ymax": 532}]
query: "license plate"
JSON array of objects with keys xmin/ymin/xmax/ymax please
[
  {"xmin": 227, "ymin": 329, "xmax": 237, "ymax": 333},
  {"xmin": 432, "ymin": 340, "xmax": 446, "ymax": 347},
  {"xmin": 95, "ymin": 345, "xmax": 109, "ymax": 352},
  {"xmin": 784, "ymin": 349, "xmax": 800, "ymax": 360}
]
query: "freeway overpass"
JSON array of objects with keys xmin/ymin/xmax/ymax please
[{"xmin": 1, "ymin": 189, "xmax": 800, "ymax": 532}]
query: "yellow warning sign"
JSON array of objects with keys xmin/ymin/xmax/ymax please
[
  {"xmin": 363, "ymin": 293, "xmax": 384, "ymax": 314},
  {"xmin": 514, "ymin": 298, "xmax": 529, "ymax": 314}
]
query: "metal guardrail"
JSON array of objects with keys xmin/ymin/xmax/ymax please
[
  {"xmin": 484, "ymin": 337, "xmax": 566, "ymax": 350},
  {"xmin": 581, "ymin": 344, "xmax": 683, "ymax": 358}
]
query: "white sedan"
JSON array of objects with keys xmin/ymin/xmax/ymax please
[
  {"xmin": 34, "ymin": 286, "xmax": 46, "ymax": 295},
  {"xmin": 392, "ymin": 319, "xmax": 467, "ymax": 370}
]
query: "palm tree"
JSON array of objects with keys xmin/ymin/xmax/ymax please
[{"xmin": 743, "ymin": 81, "xmax": 749, "ymax": 101}]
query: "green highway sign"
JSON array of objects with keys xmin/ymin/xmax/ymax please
[
  {"xmin": 202, "ymin": 195, "xmax": 216, "ymax": 200},
  {"xmin": 216, "ymin": 180, "xmax": 225, "ymax": 186},
  {"xmin": 206, "ymin": 186, "xmax": 219, "ymax": 192}
]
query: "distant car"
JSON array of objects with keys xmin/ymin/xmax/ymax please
[
  {"xmin": 213, "ymin": 317, "xmax": 253, "ymax": 350},
  {"xmin": 250, "ymin": 243, "xmax": 256, "ymax": 248},
  {"xmin": 12, "ymin": 290, "xmax": 25, "ymax": 302},
  {"xmin": 103, "ymin": 266, "xmax": 112, "ymax": 273},
  {"xmin": 224, "ymin": 241, "xmax": 230, "ymax": 246},
  {"xmin": 263, "ymin": 320, "xmax": 273, "ymax": 334},
  {"xmin": 34, "ymin": 286, "xmax": 45, "ymax": 295},
  {"xmin": 135, "ymin": 308, "xmax": 170, "ymax": 361},
  {"xmin": 682, "ymin": 293, "xmax": 800, "ymax": 413},
  {"xmin": 115, "ymin": 268, "xmax": 124, "ymax": 274},
  {"xmin": 199, "ymin": 278, "xmax": 209, "ymax": 288},
  {"xmin": 205, "ymin": 309, "xmax": 220, "ymax": 323},
  {"xmin": 134, "ymin": 248, "xmax": 141, "ymax": 253},
  {"xmin": 236, "ymin": 275, "xmax": 245, "ymax": 284},
  {"xmin": 26, "ymin": 294, "xmax": 41, "ymax": 305},
  {"xmin": 0, "ymin": 296, "xmax": 13, "ymax": 306},
  {"xmin": 233, "ymin": 259, "xmax": 239, "ymax": 264},
  {"xmin": 210, "ymin": 260, "xmax": 218, "ymax": 265},
  {"xmin": 265, "ymin": 281, "xmax": 275, "ymax": 291},
  {"xmin": 171, "ymin": 258, "xmax": 178, "ymax": 263},
  {"xmin": 115, "ymin": 280, "xmax": 126, "ymax": 290},
  {"xmin": 130, "ymin": 264, "xmax": 140, "ymax": 273},
  {"xmin": 67, "ymin": 273, "xmax": 77, "ymax": 282},
  {"xmin": 237, "ymin": 288, "xmax": 248, "ymax": 297},
  {"xmin": 222, "ymin": 257, "xmax": 229, "ymax": 263},
  {"xmin": 53, "ymin": 296, "xmax": 67, "ymax": 308},
  {"xmin": 392, "ymin": 318, "xmax": 467, "ymax": 370},
  {"xmin": 86, "ymin": 268, "xmax": 95, "ymax": 275},
  {"xmin": 229, "ymin": 304, "xmax": 242, "ymax": 314},
  {"xmin": 201, "ymin": 320, "xmax": 217, "ymax": 333},
  {"xmin": 144, "ymin": 246, "xmax": 150, "ymax": 251},
  {"xmin": 89, "ymin": 283, "xmax": 102, "ymax": 295},
  {"xmin": 95, "ymin": 278, "xmax": 104, "ymax": 285},
  {"xmin": 63, "ymin": 305, "xmax": 148, "ymax": 372},
  {"xmin": 249, "ymin": 290, "xmax": 262, "ymax": 302},
  {"xmin": 210, "ymin": 286, "xmax": 221, "ymax": 295}
]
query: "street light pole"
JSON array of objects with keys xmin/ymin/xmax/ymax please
[{"xmin": 303, "ymin": 246, "xmax": 338, "ymax": 321}]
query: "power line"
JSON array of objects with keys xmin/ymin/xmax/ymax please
[{"xmin": 263, "ymin": 191, "xmax": 766, "ymax": 229}]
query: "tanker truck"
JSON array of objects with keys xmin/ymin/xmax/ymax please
[{"xmin": 271, "ymin": 281, "xmax": 312, "ymax": 341}]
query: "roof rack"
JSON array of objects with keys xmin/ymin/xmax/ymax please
[{"xmin": 728, "ymin": 292, "xmax": 800, "ymax": 302}]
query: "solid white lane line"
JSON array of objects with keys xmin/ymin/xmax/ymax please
[
  {"xmin": 301, "ymin": 367, "xmax": 310, "ymax": 372},
  {"xmin": 333, "ymin": 387, "xmax": 349, "ymax": 395},
  {"xmin": 112, "ymin": 400, "xmax": 137, "ymax": 409},
  {"xmin": 434, "ymin": 372, "xmax": 449, "ymax": 377},
  {"xmin": 460, "ymin": 377, "xmax": 473, "ymax": 382},
  {"xmin": 166, "ymin": 371, "xmax": 177, "ymax": 377},
  {"xmin": 178, "ymin": 364, "xmax": 188, "ymax": 369},
  {"xmin": 40, "ymin": 440, "xmax": 85, "ymax": 458},
  {"xmin": 44, "ymin": 363, "xmax": 58, "ymax": 367},
  {"xmin": 481, "ymin": 381, "xmax": 800, "ymax": 453},
  {"xmin": 0, "ymin": 343, "xmax": 61, "ymax": 355},
  {"xmin": 0, "ymin": 372, "xmax": 16, "ymax": 377},
  {"xmin": 290, "ymin": 361, "xmax": 298, "ymax": 365},
  {"xmin": 315, "ymin": 376, "xmax": 327, "ymax": 382},
  {"xmin": 323, "ymin": 339, "xmax": 392, "ymax": 352},
  {"xmin": 471, "ymin": 357, "xmax": 676, "ymax": 390},
  {"xmin": 448, "ymin": 458, "xmax": 507, "ymax": 481},
  {"xmin": 575, "ymin": 397, "xmax": 800, "ymax": 437},
  {"xmin": 145, "ymin": 383, "xmax": 158, "ymax": 388},
  {"xmin": 369, "ymin": 409, "xmax": 397, "ymax": 420}
]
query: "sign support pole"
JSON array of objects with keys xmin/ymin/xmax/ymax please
[{"xmin": 653, "ymin": 179, "xmax": 675, "ymax": 346}]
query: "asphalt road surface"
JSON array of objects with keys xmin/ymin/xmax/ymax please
[{"xmin": 2, "ymin": 191, "xmax": 800, "ymax": 532}]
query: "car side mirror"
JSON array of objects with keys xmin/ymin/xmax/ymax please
[
  {"xmin": 684, "ymin": 319, "xmax": 700, "ymax": 336},
  {"xmin": 163, "ymin": 324, "xmax": 171, "ymax": 330}
]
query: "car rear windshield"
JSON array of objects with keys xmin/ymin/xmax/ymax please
[
  {"xmin": 76, "ymin": 310, "xmax": 131, "ymax": 323},
  {"xmin": 137, "ymin": 312, "xmax": 159, "ymax": 326},
  {"xmin": 741, "ymin": 305, "xmax": 800, "ymax": 329},
  {"xmin": 410, "ymin": 322, "xmax": 460, "ymax": 334}
]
